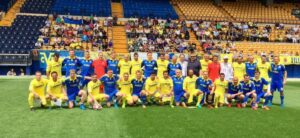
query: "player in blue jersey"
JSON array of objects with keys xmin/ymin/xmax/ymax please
[
  {"xmin": 240, "ymin": 74, "xmax": 257, "ymax": 110},
  {"xmin": 168, "ymin": 56, "xmax": 182, "ymax": 77},
  {"xmin": 80, "ymin": 51, "xmax": 93, "ymax": 87},
  {"xmin": 131, "ymin": 70, "xmax": 147, "ymax": 108},
  {"xmin": 107, "ymin": 52, "xmax": 119, "ymax": 74},
  {"xmin": 227, "ymin": 77, "xmax": 243, "ymax": 108},
  {"xmin": 62, "ymin": 50, "xmax": 82, "ymax": 77},
  {"xmin": 141, "ymin": 52, "xmax": 157, "ymax": 78},
  {"xmin": 252, "ymin": 71, "xmax": 272, "ymax": 110},
  {"xmin": 100, "ymin": 69, "xmax": 121, "ymax": 108},
  {"xmin": 245, "ymin": 55, "xmax": 257, "ymax": 78},
  {"xmin": 270, "ymin": 56, "xmax": 287, "ymax": 107},
  {"xmin": 196, "ymin": 71, "xmax": 213, "ymax": 108},
  {"xmin": 63, "ymin": 70, "xmax": 87, "ymax": 110},
  {"xmin": 172, "ymin": 69, "xmax": 187, "ymax": 107}
]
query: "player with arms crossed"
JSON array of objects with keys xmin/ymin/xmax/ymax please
[
  {"xmin": 252, "ymin": 71, "xmax": 272, "ymax": 110},
  {"xmin": 46, "ymin": 53, "xmax": 63, "ymax": 79},
  {"xmin": 269, "ymin": 56, "xmax": 287, "ymax": 107},
  {"xmin": 28, "ymin": 71, "xmax": 48, "ymax": 111},
  {"xmin": 183, "ymin": 69, "xmax": 203, "ymax": 109},
  {"xmin": 63, "ymin": 70, "xmax": 87, "ymax": 110},
  {"xmin": 131, "ymin": 70, "xmax": 147, "ymax": 108},
  {"xmin": 212, "ymin": 73, "xmax": 228, "ymax": 108},
  {"xmin": 167, "ymin": 56, "xmax": 182, "ymax": 77},
  {"xmin": 240, "ymin": 74, "xmax": 257, "ymax": 110},
  {"xmin": 172, "ymin": 69, "xmax": 187, "ymax": 107},
  {"xmin": 87, "ymin": 73, "xmax": 109, "ymax": 110},
  {"xmin": 46, "ymin": 71, "xmax": 68, "ymax": 108},
  {"xmin": 158, "ymin": 71, "xmax": 174, "ymax": 107},
  {"xmin": 107, "ymin": 52, "xmax": 119, "ymax": 75},
  {"xmin": 141, "ymin": 52, "xmax": 157, "ymax": 78},
  {"xmin": 227, "ymin": 77, "xmax": 243, "ymax": 108},
  {"xmin": 157, "ymin": 53, "xmax": 169, "ymax": 79}
]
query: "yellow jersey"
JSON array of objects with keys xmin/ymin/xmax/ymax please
[
  {"xmin": 233, "ymin": 62, "xmax": 246, "ymax": 80},
  {"xmin": 214, "ymin": 79, "xmax": 228, "ymax": 94},
  {"xmin": 200, "ymin": 59, "xmax": 211, "ymax": 71},
  {"xmin": 87, "ymin": 80, "xmax": 101, "ymax": 96},
  {"xmin": 47, "ymin": 79, "xmax": 64, "ymax": 96},
  {"xmin": 145, "ymin": 78, "xmax": 159, "ymax": 94},
  {"xmin": 29, "ymin": 78, "xmax": 48, "ymax": 96},
  {"xmin": 158, "ymin": 78, "xmax": 173, "ymax": 94},
  {"xmin": 46, "ymin": 59, "xmax": 63, "ymax": 77},
  {"xmin": 131, "ymin": 59, "xmax": 142, "ymax": 76},
  {"xmin": 183, "ymin": 75, "xmax": 198, "ymax": 92},
  {"xmin": 118, "ymin": 79, "xmax": 132, "ymax": 95},
  {"xmin": 157, "ymin": 59, "xmax": 169, "ymax": 79},
  {"xmin": 118, "ymin": 60, "xmax": 131, "ymax": 76},
  {"xmin": 257, "ymin": 62, "xmax": 271, "ymax": 81}
]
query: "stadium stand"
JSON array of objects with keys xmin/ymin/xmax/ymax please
[
  {"xmin": 51, "ymin": 0, "xmax": 111, "ymax": 16},
  {"xmin": 20, "ymin": 0, "xmax": 55, "ymax": 14},
  {"xmin": 0, "ymin": 0, "xmax": 16, "ymax": 12},
  {"xmin": 122, "ymin": 0, "xmax": 178, "ymax": 19}
]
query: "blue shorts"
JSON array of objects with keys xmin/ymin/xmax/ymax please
[
  {"xmin": 105, "ymin": 89, "xmax": 118, "ymax": 102},
  {"xmin": 174, "ymin": 92, "xmax": 185, "ymax": 103},
  {"xmin": 228, "ymin": 93, "xmax": 239, "ymax": 99},
  {"xmin": 271, "ymin": 81, "xmax": 284, "ymax": 92},
  {"xmin": 256, "ymin": 92, "xmax": 265, "ymax": 103},
  {"xmin": 67, "ymin": 90, "xmax": 80, "ymax": 102}
]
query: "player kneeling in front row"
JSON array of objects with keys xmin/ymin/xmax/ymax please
[
  {"xmin": 131, "ymin": 70, "xmax": 147, "ymax": 108},
  {"xmin": 196, "ymin": 71, "xmax": 213, "ymax": 108},
  {"xmin": 158, "ymin": 71, "xmax": 174, "ymax": 108},
  {"xmin": 212, "ymin": 73, "xmax": 228, "ymax": 108},
  {"xmin": 240, "ymin": 74, "xmax": 257, "ymax": 110},
  {"xmin": 28, "ymin": 71, "xmax": 48, "ymax": 111},
  {"xmin": 87, "ymin": 74, "xmax": 109, "ymax": 110},
  {"xmin": 100, "ymin": 69, "xmax": 121, "ymax": 108},
  {"xmin": 183, "ymin": 69, "xmax": 203, "ymax": 109},
  {"xmin": 227, "ymin": 77, "xmax": 243, "ymax": 108},
  {"xmin": 118, "ymin": 72, "xmax": 134, "ymax": 108},
  {"xmin": 144, "ymin": 72, "xmax": 160, "ymax": 104},
  {"xmin": 46, "ymin": 71, "xmax": 68, "ymax": 109},
  {"xmin": 64, "ymin": 70, "xmax": 87, "ymax": 110},
  {"xmin": 172, "ymin": 69, "xmax": 187, "ymax": 107},
  {"xmin": 252, "ymin": 71, "xmax": 272, "ymax": 110}
]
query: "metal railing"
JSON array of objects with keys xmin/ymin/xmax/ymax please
[{"xmin": 0, "ymin": 54, "xmax": 32, "ymax": 66}]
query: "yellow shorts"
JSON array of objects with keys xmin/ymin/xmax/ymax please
[
  {"xmin": 148, "ymin": 91, "xmax": 161, "ymax": 98},
  {"xmin": 88, "ymin": 94, "xmax": 107, "ymax": 102},
  {"xmin": 187, "ymin": 89, "xmax": 199, "ymax": 96},
  {"xmin": 215, "ymin": 93, "xmax": 225, "ymax": 104},
  {"xmin": 48, "ymin": 94, "xmax": 67, "ymax": 100}
]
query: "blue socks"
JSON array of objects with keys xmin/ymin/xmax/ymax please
[{"xmin": 280, "ymin": 96, "xmax": 284, "ymax": 105}]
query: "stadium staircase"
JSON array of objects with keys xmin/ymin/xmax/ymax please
[
  {"xmin": 112, "ymin": 26, "xmax": 128, "ymax": 54},
  {"xmin": 111, "ymin": 2, "xmax": 124, "ymax": 18},
  {"xmin": 188, "ymin": 30, "xmax": 202, "ymax": 53},
  {"xmin": 0, "ymin": 0, "xmax": 25, "ymax": 26},
  {"xmin": 217, "ymin": 6, "xmax": 235, "ymax": 22},
  {"xmin": 171, "ymin": 3, "xmax": 186, "ymax": 20}
]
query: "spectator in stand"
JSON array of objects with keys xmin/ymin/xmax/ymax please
[
  {"xmin": 20, "ymin": 69, "xmax": 25, "ymax": 76},
  {"xmin": 7, "ymin": 68, "xmax": 16, "ymax": 76},
  {"xmin": 220, "ymin": 56, "xmax": 233, "ymax": 81}
]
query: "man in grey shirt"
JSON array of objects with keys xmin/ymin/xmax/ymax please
[
  {"xmin": 178, "ymin": 54, "xmax": 188, "ymax": 77},
  {"xmin": 187, "ymin": 53, "xmax": 202, "ymax": 77}
]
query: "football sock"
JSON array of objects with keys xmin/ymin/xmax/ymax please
[
  {"xmin": 188, "ymin": 94, "xmax": 193, "ymax": 104},
  {"xmin": 280, "ymin": 96, "xmax": 284, "ymax": 105},
  {"xmin": 196, "ymin": 94, "xmax": 203, "ymax": 106},
  {"xmin": 263, "ymin": 96, "xmax": 270, "ymax": 106}
]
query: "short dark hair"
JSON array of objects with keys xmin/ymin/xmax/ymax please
[
  {"xmin": 53, "ymin": 53, "xmax": 60, "ymax": 58},
  {"xmin": 244, "ymin": 74, "xmax": 250, "ymax": 77},
  {"xmin": 163, "ymin": 71, "xmax": 168, "ymax": 75},
  {"xmin": 220, "ymin": 73, "xmax": 225, "ymax": 76},
  {"xmin": 51, "ymin": 71, "xmax": 57, "ymax": 75},
  {"xmin": 134, "ymin": 52, "xmax": 138, "ymax": 56}
]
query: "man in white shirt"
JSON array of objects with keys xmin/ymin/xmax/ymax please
[
  {"xmin": 220, "ymin": 56, "xmax": 233, "ymax": 81},
  {"xmin": 178, "ymin": 54, "xmax": 188, "ymax": 77}
]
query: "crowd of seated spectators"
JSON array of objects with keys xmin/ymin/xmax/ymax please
[
  {"xmin": 125, "ymin": 18, "xmax": 196, "ymax": 53},
  {"xmin": 284, "ymin": 25, "xmax": 300, "ymax": 43},
  {"xmin": 192, "ymin": 21, "xmax": 272, "ymax": 42},
  {"xmin": 36, "ymin": 15, "xmax": 113, "ymax": 51}
]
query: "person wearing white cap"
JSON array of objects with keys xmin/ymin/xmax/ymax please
[{"xmin": 220, "ymin": 56, "xmax": 234, "ymax": 81}]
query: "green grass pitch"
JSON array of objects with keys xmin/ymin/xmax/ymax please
[{"xmin": 0, "ymin": 78, "xmax": 299, "ymax": 138}]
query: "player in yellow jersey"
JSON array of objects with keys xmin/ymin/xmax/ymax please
[
  {"xmin": 145, "ymin": 72, "xmax": 160, "ymax": 104},
  {"xmin": 46, "ymin": 71, "xmax": 67, "ymax": 108},
  {"xmin": 200, "ymin": 53, "xmax": 211, "ymax": 74},
  {"xmin": 257, "ymin": 55, "xmax": 271, "ymax": 81},
  {"xmin": 212, "ymin": 73, "xmax": 228, "ymax": 108},
  {"xmin": 46, "ymin": 53, "xmax": 63, "ymax": 79},
  {"xmin": 118, "ymin": 54, "xmax": 131, "ymax": 76},
  {"xmin": 158, "ymin": 71, "xmax": 174, "ymax": 107},
  {"xmin": 28, "ymin": 71, "xmax": 48, "ymax": 111},
  {"xmin": 117, "ymin": 73, "xmax": 133, "ymax": 108},
  {"xmin": 233, "ymin": 56, "xmax": 246, "ymax": 81},
  {"xmin": 87, "ymin": 74, "xmax": 108, "ymax": 110},
  {"xmin": 157, "ymin": 53, "xmax": 169, "ymax": 79},
  {"xmin": 131, "ymin": 52, "xmax": 142, "ymax": 78},
  {"xmin": 183, "ymin": 69, "xmax": 203, "ymax": 108}
]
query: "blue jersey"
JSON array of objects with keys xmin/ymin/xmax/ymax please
[
  {"xmin": 270, "ymin": 63, "xmax": 286, "ymax": 82},
  {"xmin": 80, "ymin": 59, "xmax": 93, "ymax": 76},
  {"xmin": 100, "ymin": 75, "xmax": 119, "ymax": 94},
  {"xmin": 196, "ymin": 77, "xmax": 212, "ymax": 93},
  {"xmin": 245, "ymin": 62, "xmax": 257, "ymax": 78},
  {"xmin": 228, "ymin": 82, "xmax": 242, "ymax": 94},
  {"xmin": 240, "ymin": 81, "xmax": 256, "ymax": 94},
  {"xmin": 63, "ymin": 76, "xmax": 83, "ymax": 95},
  {"xmin": 131, "ymin": 78, "xmax": 146, "ymax": 95},
  {"xmin": 172, "ymin": 76, "xmax": 185, "ymax": 95},
  {"xmin": 62, "ymin": 57, "xmax": 82, "ymax": 76},
  {"xmin": 168, "ymin": 63, "xmax": 182, "ymax": 77},
  {"xmin": 251, "ymin": 78, "xmax": 268, "ymax": 94},
  {"xmin": 141, "ymin": 60, "xmax": 157, "ymax": 77},
  {"xmin": 107, "ymin": 59, "xmax": 119, "ymax": 74}
]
